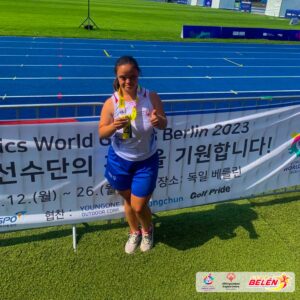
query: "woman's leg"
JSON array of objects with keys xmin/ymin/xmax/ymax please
[
  {"xmin": 118, "ymin": 189, "xmax": 139, "ymax": 232},
  {"xmin": 119, "ymin": 189, "xmax": 143, "ymax": 254},
  {"xmin": 130, "ymin": 194, "xmax": 154, "ymax": 252},
  {"xmin": 130, "ymin": 194, "xmax": 152, "ymax": 231}
]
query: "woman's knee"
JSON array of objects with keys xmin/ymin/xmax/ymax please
[
  {"xmin": 130, "ymin": 194, "xmax": 151, "ymax": 214},
  {"xmin": 131, "ymin": 204, "xmax": 145, "ymax": 214}
]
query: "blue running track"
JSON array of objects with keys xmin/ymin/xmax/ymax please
[{"xmin": 1, "ymin": 36, "xmax": 300, "ymax": 118}]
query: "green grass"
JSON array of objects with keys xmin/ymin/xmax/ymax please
[
  {"xmin": 1, "ymin": 193, "xmax": 299, "ymax": 299},
  {"xmin": 0, "ymin": 0, "xmax": 299, "ymax": 41},
  {"xmin": 0, "ymin": 1, "xmax": 299, "ymax": 299}
]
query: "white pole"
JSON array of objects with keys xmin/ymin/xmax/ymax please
[{"xmin": 72, "ymin": 225, "xmax": 77, "ymax": 252}]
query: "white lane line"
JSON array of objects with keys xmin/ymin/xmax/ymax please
[
  {"xmin": 230, "ymin": 90, "xmax": 238, "ymax": 95},
  {"xmin": 1, "ymin": 54, "xmax": 300, "ymax": 61},
  {"xmin": 2, "ymin": 45, "xmax": 300, "ymax": 55},
  {"xmin": 224, "ymin": 58, "xmax": 243, "ymax": 67},
  {"xmin": 2, "ymin": 64, "xmax": 300, "ymax": 69},
  {"xmin": 1, "ymin": 39, "xmax": 300, "ymax": 51},
  {"xmin": 3, "ymin": 89, "xmax": 300, "ymax": 99},
  {"xmin": 2, "ymin": 75, "xmax": 300, "ymax": 80}
]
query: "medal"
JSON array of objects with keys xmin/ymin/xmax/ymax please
[{"xmin": 118, "ymin": 86, "xmax": 140, "ymax": 139}]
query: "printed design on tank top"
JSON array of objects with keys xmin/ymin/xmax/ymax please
[{"xmin": 112, "ymin": 86, "xmax": 152, "ymax": 140}]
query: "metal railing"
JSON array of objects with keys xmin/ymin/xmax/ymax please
[{"xmin": 2, "ymin": 94, "xmax": 300, "ymax": 119}]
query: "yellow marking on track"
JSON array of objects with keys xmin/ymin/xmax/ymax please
[{"xmin": 103, "ymin": 49, "xmax": 110, "ymax": 57}]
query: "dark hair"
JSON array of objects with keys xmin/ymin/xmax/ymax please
[{"xmin": 113, "ymin": 56, "xmax": 141, "ymax": 91}]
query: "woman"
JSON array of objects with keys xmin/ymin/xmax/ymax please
[{"xmin": 99, "ymin": 56, "xmax": 167, "ymax": 254}]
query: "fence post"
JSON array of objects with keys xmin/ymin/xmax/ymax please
[{"xmin": 72, "ymin": 225, "xmax": 77, "ymax": 252}]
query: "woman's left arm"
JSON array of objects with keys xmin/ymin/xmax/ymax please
[{"xmin": 149, "ymin": 92, "xmax": 168, "ymax": 130}]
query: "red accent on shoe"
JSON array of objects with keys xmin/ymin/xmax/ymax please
[
  {"xmin": 142, "ymin": 225, "xmax": 153, "ymax": 235},
  {"xmin": 130, "ymin": 229, "xmax": 141, "ymax": 235}
]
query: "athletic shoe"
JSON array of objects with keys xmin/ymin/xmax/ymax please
[
  {"xmin": 140, "ymin": 226, "xmax": 154, "ymax": 252},
  {"xmin": 125, "ymin": 231, "xmax": 142, "ymax": 254}
]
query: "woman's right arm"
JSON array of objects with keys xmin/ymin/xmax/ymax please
[{"xmin": 98, "ymin": 98, "xmax": 129, "ymax": 138}]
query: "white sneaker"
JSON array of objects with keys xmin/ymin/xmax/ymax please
[
  {"xmin": 125, "ymin": 231, "xmax": 142, "ymax": 254},
  {"xmin": 140, "ymin": 226, "xmax": 154, "ymax": 252}
]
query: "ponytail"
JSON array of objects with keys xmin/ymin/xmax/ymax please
[{"xmin": 113, "ymin": 77, "xmax": 120, "ymax": 91}]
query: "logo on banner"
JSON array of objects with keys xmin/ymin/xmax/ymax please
[
  {"xmin": 222, "ymin": 272, "xmax": 241, "ymax": 291},
  {"xmin": 248, "ymin": 273, "xmax": 291, "ymax": 291},
  {"xmin": 288, "ymin": 132, "xmax": 300, "ymax": 157},
  {"xmin": 283, "ymin": 159, "xmax": 300, "ymax": 174},
  {"xmin": 196, "ymin": 272, "xmax": 216, "ymax": 292},
  {"xmin": 0, "ymin": 211, "xmax": 26, "ymax": 226},
  {"xmin": 196, "ymin": 272, "xmax": 294, "ymax": 293},
  {"xmin": 227, "ymin": 273, "xmax": 236, "ymax": 282},
  {"xmin": 203, "ymin": 273, "xmax": 215, "ymax": 285},
  {"xmin": 16, "ymin": 211, "xmax": 27, "ymax": 219}
]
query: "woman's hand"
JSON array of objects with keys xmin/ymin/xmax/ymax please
[
  {"xmin": 150, "ymin": 109, "xmax": 159, "ymax": 127},
  {"xmin": 99, "ymin": 98, "xmax": 130, "ymax": 138},
  {"xmin": 150, "ymin": 109, "xmax": 167, "ymax": 129},
  {"xmin": 113, "ymin": 116, "xmax": 130, "ymax": 130},
  {"xmin": 149, "ymin": 92, "xmax": 167, "ymax": 130}
]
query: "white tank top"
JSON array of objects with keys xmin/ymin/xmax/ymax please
[{"xmin": 110, "ymin": 87, "xmax": 157, "ymax": 161}]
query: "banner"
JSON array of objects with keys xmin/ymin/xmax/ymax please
[
  {"xmin": 0, "ymin": 101, "xmax": 300, "ymax": 232},
  {"xmin": 181, "ymin": 25, "xmax": 300, "ymax": 41}
]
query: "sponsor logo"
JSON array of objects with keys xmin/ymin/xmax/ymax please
[
  {"xmin": 196, "ymin": 272, "xmax": 294, "ymax": 293},
  {"xmin": 233, "ymin": 31, "xmax": 246, "ymax": 37},
  {"xmin": 288, "ymin": 132, "xmax": 300, "ymax": 157},
  {"xmin": 191, "ymin": 186, "xmax": 230, "ymax": 199},
  {"xmin": 196, "ymin": 32, "xmax": 211, "ymax": 39},
  {"xmin": 16, "ymin": 211, "xmax": 27, "ymax": 219},
  {"xmin": 222, "ymin": 273, "xmax": 240, "ymax": 291},
  {"xmin": 227, "ymin": 273, "xmax": 236, "ymax": 282},
  {"xmin": 283, "ymin": 159, "xmax": 300, "ymax": 174},
  {"xmin": 203, "ymin": 273, "xmax": 214, "ymax": 285},
  {"xmin": 80, "ymin": 203, "xmax": 120, "ymax": 217},
  {"xmin": 0, "ymin": 211, "xmax": 26, "ymax": 226},
  {"xmin": 248, "ymin": 274, "xmax": 291, "ymax": 291},
  {"xmin": 196, "ymin": 273, "xmax": 216, "ymax": 292},
  {"xmin": 0, "ymin": 216, "xmax": 18, "ymax": 226}
]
